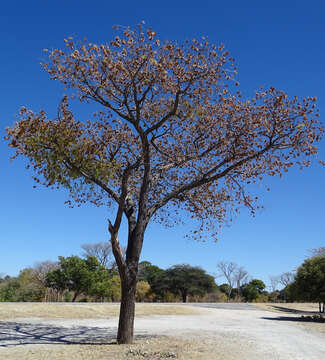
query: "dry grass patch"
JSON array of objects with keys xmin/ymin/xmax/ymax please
[
  {"xmin": 255, "ymin": 303, "xmax": 325, "ymax": 336},
  {"xmin": 254, "ymin": 302, "xmax": 321, "ymax": 314},
  {"xmin": 0, "ymin": 335, "xmax": 253, "ymax": 360},
  {"xmin": 0, "ymin": 303, "xmax": 203, "ymax": 320}
]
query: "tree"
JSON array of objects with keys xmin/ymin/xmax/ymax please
[
  {"xmin": 309, "ymin": 247, "xmax": 325, "ymax": 258},
  {"xmin": 269, "ymin": 275, "xmax": 280, "ymax": 292},
  {"xmin": 45, "ymin": 256, "xmax": 109, "ymax": 302},
  {"xmin": 163, "ymin": 264, "xmax": 216, "ymax": 302},
  {"xmin": 33, "ymin": 260, "xmax": 59, "ymax": 301},
  {"xmin": 216, "ymin": 261, "xmax": 238, "ymax": 300},
  {"xmin": 107, "ymin": 274, "xmax": 122, "ymax": 302},
  {"xmin": 81, "ymin": 242, "xmax": 115, "ymax": 269},
  {"xmin": 135, "ymin": 280, "xmax": 151, "ymax": 302},
  {"xmin": 279, "ymin": 272, "xmax": 295, "ymax": 287},
  {"xmin": 6, "ymin": 25, "xmax": 323, "ymax": 343},
  {"xmin": 233, "ymin": 266, "xmax": 249, "ymax": 298},
  {"xmin": 17, "ymin": 268, "xmax": 45, "ymax": 301},
  {"xmin": 292, "ymin": 255, "xmax": 325, "ymax": 312},
  {"xmin": 33, "ymin": 260, "xmax": 59, "ymax": 286},
  {"xmin": 138, "ymin": 261, "xmax": 164, "ymax": 283},
  {"xmin": 242, "ymin": 279, "xmax": 266, "ymax": 302},
  {"xmin": 0, "ymin": 269, "xmax": 45, "ymax": 302},
  {"xmin": 0, "ymin": 277, "xmax": 21, "ymax": 302}
]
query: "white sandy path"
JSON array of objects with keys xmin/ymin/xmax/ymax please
[{"xmin": 1, "ymin": 307, "xmax": 325, "ymax": 359}]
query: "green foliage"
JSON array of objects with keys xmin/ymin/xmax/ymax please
[
  {"xmin": 138, "ymin": 261, "xmax": 165, "ymax": 300},
  {"xmin": 136, "ymin": 281, "xmax": 152, "ymax": 302},
  {"xmin": 107, "ymin": 274, "xmax": 121, "ymax": 302},
  {"xmin": 0, "ymin": 277, "xmax": 21, "ymax": 301},
  {"xmin": 291, "ymin": 255, "xmax": 325, "ymax": 309},
  {"xmin": 45, "ymin": 255, "xmax": 110, "ymax": 301},
  {"xmin": 242, "ymin": 279, "xmax": 266, "ymax": 302},
  {"xmin": 0, "ymin": 269, "xmax": 45, "ymax": 302},
  {"xmin": 163, "ymin": 264, "xmax": 216, "ymax": 303},
  {"xmin": 219, "ymin": 283, "xmax": 230, "ymax": 295}
]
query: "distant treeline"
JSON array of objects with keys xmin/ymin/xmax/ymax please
[{"xmin": 1, "ymin": 244, "xmax": 324, "ymax": 309}]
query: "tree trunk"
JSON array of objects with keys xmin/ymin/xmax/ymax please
[
  {"xmin": 109, "ymin": 215, "xmax": 146, "ymax": 344},
  {"xmin": 181, "ymin": 290, "xmax": 187, "ymax": 303},
  {"xmin": 72, "ymin": 291, "xmax": 79, "ymax": 302},
  {"xmin": 117, "ymin": 270, "xmax": 137, "ymax": 344}
]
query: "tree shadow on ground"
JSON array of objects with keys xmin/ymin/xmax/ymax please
[
  {"xmin": 262, "ymin": 316, "xmax": 325, "ymax": 323},
  {"xmin": 0, "ymin": 321, "xmax": 150, "ymax": 347},
  {"xmin": 268, "ymin": 305, "xmax": 318, "ymax": 315}
]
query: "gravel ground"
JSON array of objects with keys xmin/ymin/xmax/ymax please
[{"xmin": 0, "ymin": 303, "xmax": 324, "ymax": 359}]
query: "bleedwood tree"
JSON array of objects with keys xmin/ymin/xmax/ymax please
[{"xmin": 6, "ymin": 25, "xmax": 324, "ymax": 343}]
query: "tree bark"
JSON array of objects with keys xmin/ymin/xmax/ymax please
[
  {"xmin": 72, "ymin": 291, "xmax": 79, "ymax": 302},
  {"xmin": 181, "ymin": 290, "xmax": 187, "ymax": 303},
  {"xmin": 109, "ymin": 205, "xmax": 147, "ymax": 344},
  {"xmin": 117, "ymin": 268, "xmax": 137, "ymax": 344}
]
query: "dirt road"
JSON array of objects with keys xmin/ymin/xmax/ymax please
[{"xmin": 0, "ymin": 303, "xmax": 324, "ymax": 359}]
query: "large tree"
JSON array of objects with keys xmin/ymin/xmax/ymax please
[
  {"xmin": 45, "ymin": 256, "xmax": 109, "ymax": 302},
  {"xmin": 292, "ymin": 255, "xmax": 325, "ymax": 312},
  {"xmin": 163, "ymin": 264, "xmax": 216, "ymax": 302},
  {"xmin": 6, "ymin": 25, "xmax": 324, "ymax": 343},
  {"xmin": 242, "ymin": 279, "xmax": 266, "ymax": 302}
]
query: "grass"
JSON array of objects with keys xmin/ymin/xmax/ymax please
[
  {"xmin": 0, "ymin": 334, "xmax": 246, "ymax": 360},
  {"xmin": 254, "ymin": 302, "xmax": 322, "ymax": 314},
  {"xmin": 0, "ymin": 303, "xmax": 204, "ymax": 319}
]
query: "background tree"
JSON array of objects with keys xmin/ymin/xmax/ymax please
[
  {"xmin": 0, "ymin": 277, "xmax": 21, "ymax": 302},
  {"xmin": 81, "ymin": 242, "xmax": 115, "ymax": 269},
  {"xmin": 137, "ymin": 261, "xmax": 166, "ymax": 300},
  {"xmin": 216, "ymin": 261, "xmax": 238, "ymax": 301},
  {"xmin": 279, "ymin": 272, "xmax": 295, "ymax": 288},
  {"xmin": 6, "ymin": 25, "xmax": 323, "ymax": 343},
  {"xmin": 309, "ymin": 247, "xmax": 325, "ymax": 258},
  {"xmin": 242, "ymin": 279, "xmax": 266, "ymax": 302},
  {"xmin": 135, "ymin": 280, "xmax": 152, "ymax": 302},
  {"xmin": 0, "ymin": 269, "xmax": 44, "ymax": 302},
  {"xmin": 45, "ymin": 256, "xmax": 109, "ymax": 302},
  {"xmin": 291, "ymin": 255, "xmax": 325, "ymax": 312},
  {"xmin": 33, "ymin": 260, "xmax": 59, "ymax": 301},
  {"xmin": 233, "ymin": 266, "xmax": 249, "ymax": 298},
  {"xmin": 269, "ymin": 275, "xmax": 280, "ymax": 293},
  {"xmin": 16, "ymin": 268, "xmax": 45, "ymax": 301},
  {"xmin": 107, "ymin": 274, "xmax": 122, "ymax": 302},
  {"xmin": 163, "ymin": 264, "xmax": 216, "ymax": 302}
]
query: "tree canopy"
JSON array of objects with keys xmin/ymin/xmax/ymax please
[
  {"xmin": 162, "ymin": 264, "xmax": 216, "ymax": 302},
  {"xmin": 242, "ymin": 279, "xmax": 266, "ymax": 302},
  {"xmin": 291, "ymin": 255, "xmax": 325, "ymax": 312},
  {"xmin": 45, "ymin": 256, "xmax": 109, "ymax": 302}
]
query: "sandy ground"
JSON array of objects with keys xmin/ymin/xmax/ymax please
[{"xmin": 0, "ymin": 303, "xmax": 324, "ymax": 359}]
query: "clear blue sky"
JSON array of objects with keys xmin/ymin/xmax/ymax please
[{"xmin": 1, "ymin": 0, "xmax": 324, "ymax": 289}]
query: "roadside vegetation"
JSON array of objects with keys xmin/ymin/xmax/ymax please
[{"xmin": 1, "ymin": 244, "xmax": 324, "ymax": 308}]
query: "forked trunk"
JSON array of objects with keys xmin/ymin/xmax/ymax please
[
  {"xmin": 117, "ymin": 269, "xmax": 137, "ymax": 344},
  {"xmin": 109, "ymin": 217, "xmax": 146, "ymax": 344}
]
